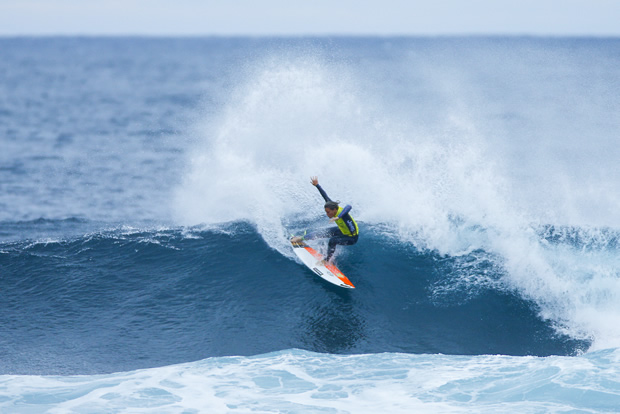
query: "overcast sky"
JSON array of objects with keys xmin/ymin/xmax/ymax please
[{"xmin": 0, "ymin": 0, "xmax": 618, "ymax": 36}]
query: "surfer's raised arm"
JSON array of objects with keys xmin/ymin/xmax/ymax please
[{"xmin": 310, "ymin": 176, "xmax": 332, "ymax": 203}]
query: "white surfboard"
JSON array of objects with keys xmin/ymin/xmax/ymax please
[{"xmin": 291, "ymin": 240, "xmax": 355, "ymax": 289}]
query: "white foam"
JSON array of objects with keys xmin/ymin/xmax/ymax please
[{"xmin": 2, "ymin": 349, "xmax": 619, "ymax": 413}]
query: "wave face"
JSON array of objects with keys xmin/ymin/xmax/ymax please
[
  {"xmin": 1, "ymin": 37, "xmax": 619, "ymax": 411},
  {"xmin": 1, "ymin": 223, "xmax": 589, "ymax": 374}
]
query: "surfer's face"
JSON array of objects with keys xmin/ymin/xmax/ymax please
[{"xmin": 325, "ymin": 207, "xmax": 337, "ymax": 218}]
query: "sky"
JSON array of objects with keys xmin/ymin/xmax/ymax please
[{"xmin": 0, "ymin": 0, "xmax": 619, "ymax": 37}]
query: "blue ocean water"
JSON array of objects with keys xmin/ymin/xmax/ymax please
[{"xmin": 1, "ymin": 37, "xmax": 619, "ymax": 412}]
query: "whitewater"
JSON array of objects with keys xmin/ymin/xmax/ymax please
[{"xmin": 1, "ymin": 37, "xmax": 619, "ymax": 412}]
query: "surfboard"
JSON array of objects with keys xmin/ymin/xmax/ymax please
[{"xmin": 290, "ymin": 240, "xmax": 355, "ymax": 289}]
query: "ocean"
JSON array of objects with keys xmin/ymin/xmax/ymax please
[{"xmin": 1, "ymin": 36, "xmax": 619, "ymax": 412}]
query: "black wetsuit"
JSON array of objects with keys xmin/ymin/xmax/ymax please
[{"xmin": 305, "ymin": 184, "xmax": 359, "ymax": 261}]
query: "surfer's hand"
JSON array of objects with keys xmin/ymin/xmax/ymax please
[
  {"xmin": 329, "ymin": 217, "xmax": 338, "ymax": 222},
  {"xmin": 310, "ymin": 176, "xmax": 319, "ymax": 186}
]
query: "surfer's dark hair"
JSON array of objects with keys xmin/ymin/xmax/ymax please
[{"xmin": 324, "ymin": 201, "xmax": 339, "ymax": 210}]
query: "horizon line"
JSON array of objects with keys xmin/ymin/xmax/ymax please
[{"xmin": 1, "ymin": 32, "xmax": 619, "ymax": 39}]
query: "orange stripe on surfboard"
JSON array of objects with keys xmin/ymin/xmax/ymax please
[{"xmin": 303, "ymin": 246, "xmax": 355, "ymax": 288}]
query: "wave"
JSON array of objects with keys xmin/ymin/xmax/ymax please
[{"xmin": 1, "ymin": 223, "xmax": 598, "ymax": 375}]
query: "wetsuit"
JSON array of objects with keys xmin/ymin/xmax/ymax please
[{"xmin": 304, "ymin": 184, "xmax": 359, "ymax": 261}]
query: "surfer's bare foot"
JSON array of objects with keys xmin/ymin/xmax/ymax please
[{"xmin": 290, "ymin": 236, "xmax": 303, "ymax": 243}]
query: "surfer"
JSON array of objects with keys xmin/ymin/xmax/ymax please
[{"xmin": 291, "ymin": 176, "xmax": 359, "ymax": 263}]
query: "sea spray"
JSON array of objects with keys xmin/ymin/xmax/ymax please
[
  {"xmin": 173, "ymin": 53, "xmax": 382, "ymax": 256},
  {"xmin": 173, "ymin": 48, "xmax": 620, "ymax": 351}
]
